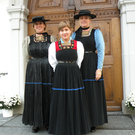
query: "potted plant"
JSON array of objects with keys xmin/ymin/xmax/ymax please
[
  {"xmin": 0, "ymin": 72, "xmax": 8, "ymax": 77},
  {"xmin": 125, "ymin": 91, "xmax": 135, "ymax": 110},
  {"xmin": 0, "ymin": 93, "xmax": 21, "ymax": 117}
]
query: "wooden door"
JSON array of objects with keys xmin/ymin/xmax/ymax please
[{"xmin": 27, "ymin": 0, "xmax": 123, "ymax": 111}]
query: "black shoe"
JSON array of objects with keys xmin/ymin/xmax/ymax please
[
  {"xmin": 90, "ymin": 126, "xmax": 96, "ymax": 132},
  {"xmin": 45, "ymin": 125, "xmax": 49, "ymax": 131},
  {"xmin": 32, "ymin": 127, "xmax": 39, "ymax": 133}
]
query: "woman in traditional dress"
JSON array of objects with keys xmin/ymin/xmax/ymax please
[
  {"xmin": 48, "ymin": 21, "xmax": 91, "ymax": 135},
  {"xmin": 72, "ymin": 10, "xmax": 108, "ymax": 131},
  {"xmin": 22, "ymin": 16, "xmax": 57, "ymax": 133}
]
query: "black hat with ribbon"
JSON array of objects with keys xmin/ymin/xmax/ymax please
[
  {"xmin": 74, "ymin": 10, "xmax": 96, "ymax": 19},
  {"xmin": 28, "ymin": 16, "xmax": 50, "ymax": 23}
]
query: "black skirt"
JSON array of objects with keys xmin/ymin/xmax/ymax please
[
  {"xmin": 22, "ymin": 58, "xmax": 53, "ymax": 127},
  {"xmin": 48, "ymin": 62, "xmax": 91, "ymax": 135},
  {"xmin": 81, "ymin": 52, "xmax": 108, "ymax": 126}
]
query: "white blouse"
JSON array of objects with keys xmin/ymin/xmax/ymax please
[{"xmin": 48, "ymin": 41, "xmax": 84, "ymax": 71}]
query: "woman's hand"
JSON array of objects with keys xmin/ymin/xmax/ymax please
[{"xmin": 95, "ymin": 69, "xmax": 102, "ymax": 81}]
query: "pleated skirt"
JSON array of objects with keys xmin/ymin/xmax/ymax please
[
  {"xmin": 48, "ymin": 63, "xmax": 91, "ymax": 135},
  {"xmin": 22, "ymin": 58, "xmax": 53, "ymax": 127},
  {"xmin": 81, "ymin": 53, "xmax": 108, "ymax": 126}
]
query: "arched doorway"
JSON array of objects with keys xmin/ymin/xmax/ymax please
[{"xmin": 27, "ymin": 0, "xmax": 123, "ymax": 111}]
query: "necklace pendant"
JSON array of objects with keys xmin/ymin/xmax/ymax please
[
  {"xmin": 33, "ymin": 34, "xmax": 47, "ymax": 42},
  {"xmin": 58, "ymin": 40, "xmax": 74, "ymax": 49},
  {"xmin": 82, "ymin": 29, "xmax": 92, "ymax": 37}
]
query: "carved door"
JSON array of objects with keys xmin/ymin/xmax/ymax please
[{"xmin": 28, "ymin": 0, "xmax": 123, "ymax": 111}]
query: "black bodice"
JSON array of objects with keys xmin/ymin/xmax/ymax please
[
  {"xmin": 75, "ymin": 28, "xmax": 96, "ymax": 51},
  {"xmin": 29, "ymin": 33, "xmax": 51, "ymax": 58},
  {"xmin": 56, "ymin": 49, "xmax": 77, "ymax": 61}
]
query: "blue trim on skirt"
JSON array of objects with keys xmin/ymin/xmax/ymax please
[
  {"xmin": 83, "ymin": 79, "xmax": 104, "ymax": 81},
  {"xmin": 25, "ymin": 82, "xmax": 52, "ymax": 85},
  {"xmin": 52, "ymin": 86, "xmax": 84, "ymax": 91}
]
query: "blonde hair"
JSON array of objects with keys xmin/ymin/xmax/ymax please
[{"xmin": 58, "ymin": 21, "xmax": 71, "ymax": 31}]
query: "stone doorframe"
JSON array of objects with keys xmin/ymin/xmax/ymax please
[
  {"xmin": 118, "ymin": 0, "xmax": 135, "ymax": 114},
  {"xmin": 7, "ymin": 0, "xmax": 29, "ymax": 114},
  {"xmin": 6, "ymin": 0, "xmax": 135, "ymax": 114}
]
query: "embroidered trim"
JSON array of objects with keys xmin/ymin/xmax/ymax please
[
  {"xmin": 58, "ymin": 40, "xmax": 74, "ymax": 49},
  {"xmin": 33, "ymin": 34, "xmax": 47, "ymax": 42},
  {"xmin": 81, "ymin": 28, "xmax": 92, "ymax": 37},
  {"xmin": 55, "ymin": 40, "xmax": 77, "ymax": 52}
]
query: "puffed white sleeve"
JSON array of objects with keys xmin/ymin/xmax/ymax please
[
  {"xmin": 48, "ymin": 42, "xmax": 58, "ymax": 72},
  {"xmin": 22, "ymin": 36, "xmax": 30, "ymax": 83},
  {"xmin": 22, "ymin": 36, "xmax": 30, "ymax": 64},
  {"xmin": 50, "ymin": 35, "xmax": 57, "ymax": 42},
  {"xmin": 76, "ymin": 41, "xmax": 84, "ymax": 68}
]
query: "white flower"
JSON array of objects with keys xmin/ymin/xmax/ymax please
[
  {"xmin": 125, "ymin": 91, "xmax": 135, "ymax": 109},
  {"xmin": 0, "ymin": 93, "xmax": 21, "ymax": 109},
  {"xmin": 9, "ymin": 103, "xmax": 12, "ymax": 106},
  {"xmin": 132, "ymin": 103, "xmax": 135, "ymax": 107}
]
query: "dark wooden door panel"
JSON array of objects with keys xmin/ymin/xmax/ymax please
[{"xmin": 28, "ymin": 0, "xmax": 123, "ymax": 111}]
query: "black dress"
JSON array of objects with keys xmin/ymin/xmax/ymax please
[
  {"xmin": 22, "ymin": 33, "xmax": 53, "ymax": 128},
  {"xmin": 48, "ymin": 40, "xmax": 91, "ymax": 135},
  {"xmin": 75, "ymin": 28, "xmax": 108, "ymax": 127}
]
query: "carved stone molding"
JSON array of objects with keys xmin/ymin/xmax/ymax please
[
  {"xmin": 28, "ymin": 0, "xmax": 119, "ymax": 14},
  {"xmin": 28, "ymin": 9, "xmax": 119, "ymax": 24},
  {"xmin": 94, "ymin": 9, "xmax": 120, "ymax": 18},
  {"xmin": 28, "ymin": 0, "xmax": 66, "ymax": 13},
  {"xmin": 28, "ymin": 12, "xmax": 75, "ymax": 22},
  {"xmin": 74, "ymin": 9, "xmax": 120, "ymax": 18},
  {"xmin": 74, "ymin": 0, "xmax": 119, "ymax": 10},
  {"xmin": 38, "ymin": 0, "xmax": 61, "ymax": 7},
  {"xmin": 82, "ymin": 0, "xmax": 117, "ymax": 5},
  {"xmin": 7, "ymin": 5, "xmax": 29, "ymax": 29},
  {"xmin": 83, "ymin": 0, "xmax": 108, "ymax": 4}
]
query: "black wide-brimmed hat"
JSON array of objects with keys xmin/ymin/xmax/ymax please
[
  {"xmin": 74, "ymin": 10, "xmax": 96, "ymax": 19},
  {"xmin": 28, "ymin": 16, "xmax": 50, "ymax": 23}
]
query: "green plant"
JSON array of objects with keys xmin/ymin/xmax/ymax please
[{"xmin": 0, "ymin": 73, "xmax": 8, "ymax": 77}]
